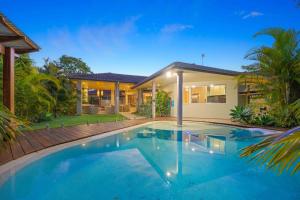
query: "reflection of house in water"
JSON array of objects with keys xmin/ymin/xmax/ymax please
[{"xmin": 80, "ymin": 127, "xmax": 246, "ymax": 187}]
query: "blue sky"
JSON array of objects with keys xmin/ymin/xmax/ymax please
[{"xmin": 1, "ymin": 0, "xmax": 299, "ymax": 75}]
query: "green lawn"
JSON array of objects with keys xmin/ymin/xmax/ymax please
[{"xmin": 29, "ymin": 114, "xmax": 126, "ymax": 130}]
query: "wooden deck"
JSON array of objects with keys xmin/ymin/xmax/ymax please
[{"xmin": 0, "ymin": 119, "xmax": 150, "ymax": 166}]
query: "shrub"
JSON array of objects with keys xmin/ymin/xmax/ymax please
[
  {"xmin": 137, "ymin": 103, "xmax": 152, "ymax": 118},
  {"xmin": 155, "ymin": 90, "xmax": 171, "ymax": 117},
  {"xmin": 230, "ymin": 106, "xmax": 253, "ymax": 123},
  {"xmin": 251, "ymin": 114, "xmax": 275, "ymax": 126}
]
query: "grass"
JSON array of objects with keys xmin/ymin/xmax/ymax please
[{"xmin": 29, "ymin": 114, "xmax": 126, "ymax": 130}]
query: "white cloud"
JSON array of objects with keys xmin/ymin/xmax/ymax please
[
  {"xmin": 242, "ymin": 11, "xmax": 264, "ymax": 19},
  {"xmin": 44, "ymin": 16, "xmax": 140, "ymax": 56},
  {"xmin": 235, "ymin": 10, "xmax": 264, "ymax": 19},
  {"xmin": 161, "ymin": 24, "xmax": 193, "ymax": 34}
]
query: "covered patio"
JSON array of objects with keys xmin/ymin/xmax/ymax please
[{"xmin": 69, "ymin": 73, "xmax": 147, "ymax": 115}]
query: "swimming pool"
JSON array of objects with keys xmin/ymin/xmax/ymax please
[{"xmin": 0, "ymin": 121, "xmax": 299, "ymax": 200}]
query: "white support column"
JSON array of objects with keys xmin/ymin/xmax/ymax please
[
  {"xmin": 136, "ymin": 89, "xmax": 143, "ymax": 110},
  {"xmin": 114, "ymin": 82, "xmax": 120, "ymax": 113},
  {"xmin": 152, "ymin": 81, "xmax": 156, "ymax": 119},
  {"xmin": 76, "ymin": 80, "xmax": 82, "ymax": 115},
  {"xmin": 177, "ymin": 71, "xmax": 183, "ymax": 126}
]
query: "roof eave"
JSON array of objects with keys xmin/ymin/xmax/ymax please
[{"xmin": 132, "ymin": 62, "xmax": 241, "ymax": 89}]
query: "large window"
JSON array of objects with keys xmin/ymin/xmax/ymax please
[
  {"xmin": 191, "ymin": 86, "xmax": 207, "ymax": 103},
  {"xmin": 207, "ymin": 85, "xmax": 226, "ymax": 103},
  {"xmin": 185, "ymin": 84, "xmax": 226, "ymax": 104}
]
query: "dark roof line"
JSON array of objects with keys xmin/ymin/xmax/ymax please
[
  {"xmin": 132, "ymin": 62, "xmax": 241, "ymax": 89},
  {"xmin": 68, "ymin": 72, "xmax": 148, "ymax": 84}
]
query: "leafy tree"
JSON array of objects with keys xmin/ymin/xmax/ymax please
[{"xmin": 55, "ymin": 55, "xmax": 91, "ymax": 74}]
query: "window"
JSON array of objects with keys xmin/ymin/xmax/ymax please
[
  {"xmin": 101, "ymin": 90, "xmax": 111, "ymax": 100},
  {"xmin": 207, "ymin": 85, "xmax": 226, "ymax": 103},
  {"xmin": 183, "ymin": 88, "xmax": 190, "ymax": 104},
  {"xmin": 191, "ymin": 86, "xmax": 207, "ymax": 103}
]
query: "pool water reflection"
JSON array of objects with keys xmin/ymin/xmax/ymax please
[{"xmin": 0, "ymin": 121, "xmax": 299, "ymax": 200}]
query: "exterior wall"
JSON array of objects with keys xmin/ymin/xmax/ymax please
[{"xmin": 162, "ymin": 78, "xmax": 238, "ymax": 119}]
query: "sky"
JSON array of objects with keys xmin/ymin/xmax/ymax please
[{"xmin": 1, "ymin": 0, "xmax": 299, "ymax": 75}]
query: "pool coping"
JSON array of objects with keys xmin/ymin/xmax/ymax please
[{"xmin": 0, "ymin": 120, "xmax": 281, "ymax": 185}]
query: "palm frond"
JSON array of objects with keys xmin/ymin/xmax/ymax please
[{"xmin": 241, "ymin": 127, "xmax": 300, "ymax": 174}]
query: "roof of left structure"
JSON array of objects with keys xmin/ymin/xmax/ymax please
[
  {"xmin": 0, "ymin": 12, "xmax": 40, "ymax": 54},
  {"xmin": 69, "ymin": 73, "xmax": 148, "ymax": 84}
]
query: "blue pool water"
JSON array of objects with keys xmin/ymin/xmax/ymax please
[{"xmin": 0, "ymin": 121, "xmax": 299, "ymax": 200}]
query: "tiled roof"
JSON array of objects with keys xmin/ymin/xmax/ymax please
[{"xmin": 69, "ymin": 72, "xmax": 148, "ymax": 84}]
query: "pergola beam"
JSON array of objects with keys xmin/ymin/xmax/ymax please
[{"xmin": 0, "ymin": 35, "xmax": 23, "ymax": 43}]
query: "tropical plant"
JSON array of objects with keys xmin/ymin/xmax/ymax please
[
  {"xmin": 251, "ymin": 114, "xmax": 275, "ymax": 126},
  {"xmin": 156, "ymin": 90, "xmax": 171, "ymax": 117},
  {"xmin": 14, "ymin": 55, "xmax": 60, "ymax": 122},
  {"xmin": 137, "ymin": 102, "xmax": 152, "ymax": 118},
  {"xmin": 241, "ymin": 28, "xmax": 300, "ymax": 128},
  {"xmin": 241, "ymin": 126, "xmax": 300, "ymax": 174},
  {"xmin": 0, "ymin": 105, "xmax": 26, "ymax": 148},
  {"xmin": 230, "ymin": 106, "xmax": 253, "ymax": 123},
  {"xmin": 41, "ymin": 58, "xmax": 77, "ymax": 117}
]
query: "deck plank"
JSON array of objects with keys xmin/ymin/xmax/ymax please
[
  {"xmin": 0, "ymin": 119, "xmax": 151, "ymax": 166},
  {"xmin": 10, "ymin": 141, "xmax": 25, "ymax": 159}
]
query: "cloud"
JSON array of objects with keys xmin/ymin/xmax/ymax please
[
  {"xmin": 235, "ymin": 11, "xmax": 264, "ymax": 19},
  {"xmin": 161, "ymin": 24, "xmax": 193, "ymax": 34},
  {"xmin": 44, "ymin": 16, "xmax": 140, "ymax": 57}
]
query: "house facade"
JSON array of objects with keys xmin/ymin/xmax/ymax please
[{"xmin": 70, "ymin": 62, "xmax": 243, "ymax": 124}]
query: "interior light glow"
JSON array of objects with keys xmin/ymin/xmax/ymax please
[
  {"xmin": 210, "ymin": 84, "xmax": 214, "ymax": 87},
  {"xmin": 192, "ymin": 85, "xmax": 196, "ymax": 88},
  {"xmin": 191, "ymin": 147, "xmax": 196, "ymax": 152},
  {"xmin": 81, "ymin": 143, "xmax": 86, "ymax": 147},
  {"xmin": 209, "ymin": 150, "xmax": 214, "ymax": 154},
  {"xmin": 126, "ymin": 137, "xmax": 131, "ymax": 141},
  {"xmin": 166, "ymin": 71, "xmax": 172, "ymax": 78}
]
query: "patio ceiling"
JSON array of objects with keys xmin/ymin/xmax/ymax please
[{"xmin": 79, "ymin": 80, "xmax": 135, "ymax": 91}]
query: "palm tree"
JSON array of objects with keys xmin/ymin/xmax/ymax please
[
  {"xmin": 242, "ymin": 28, "xmax": 300, "ymax": 127},
  {"xmin": 241, "ymin": 28, "xmax": 300, "ymax": 174}
]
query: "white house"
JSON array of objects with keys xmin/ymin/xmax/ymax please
[{"xmin": 70, "ymin": 62, "xmax": 247, "ymax": 125}]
